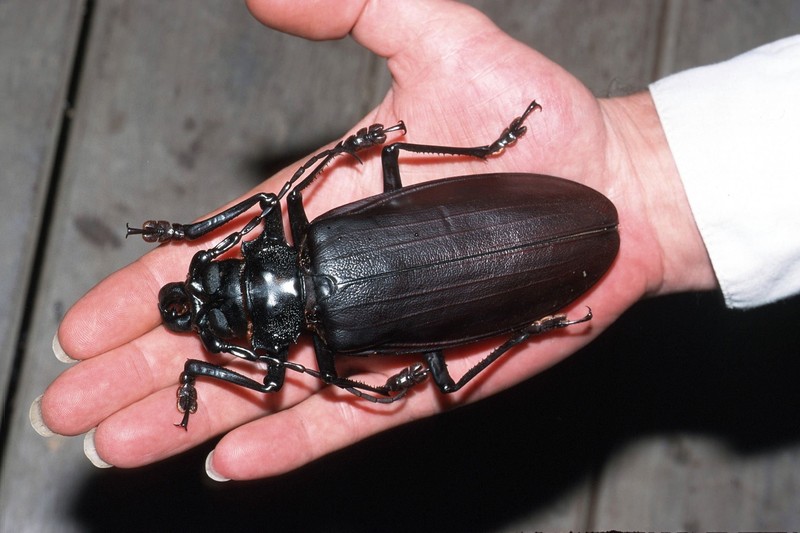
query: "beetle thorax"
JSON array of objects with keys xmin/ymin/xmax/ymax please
[{"xmin": 243, "ymin": 240, "xmax": 304, "ymax": 354}]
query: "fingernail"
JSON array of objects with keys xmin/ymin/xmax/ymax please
[
  {"xmin": 29, "ymin": 395, "xmax": 57, "ymax": 437},
  {"xmin": 83, "ymin": 428, "xmax": 113, "ymax": 468},
  {"xmin": 205, "ymin": 451, "xmax": 230, "ymax": 482},
  {"xmin": 52, "ymin": 333, "xmax": 78, "ymax": 363}
]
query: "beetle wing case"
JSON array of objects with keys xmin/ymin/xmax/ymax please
[{"xmin": 303, "ymin": 173, "xmax": 619, "ymax": 354}]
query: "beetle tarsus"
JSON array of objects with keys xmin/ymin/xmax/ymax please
[
  {"xmin": 343, "ymin": 122, "xmax": 407, "ymax": 153},
  {"xmin": 272, "ymin": 120, "xmax": 408, "ymax": 205},
  {"xmin": 530, "ymin": 307, "xmax": 593, "ymax": 332},
  {"xmin": 385, "ymin": 363, "xmax": 429, "ymax": 392},
  {"xmin": 487, "ymin": 100, "xmax": 542, "ymax": 154},
  {"xmin": 127, "ymin": 220, "xmax": 186, "ymax": 243},
  {"xmin": 175, "ymin": 373, "xmax": 198, "ymax": 429}
]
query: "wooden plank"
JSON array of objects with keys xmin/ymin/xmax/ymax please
[
  {"xmin": 0, "ymin": 0, "xmax": 84, "ymax": 425},
  {"xmin": 469, "ymin": 0, "xmax": 664, "ymax": 96},
  {"xmin": 0, "ymin": 1, "xmax": 385, "ymax": 531},
  {"xmin": 590, "ymin": 1, "xmax": 800, "ymax": 529},
  {"xmin": 593, "ymin": 434, "xmax": 800, "ymax": 528},
  {"xmin": 658, "ymin": 0, "xmax": 800, "ymax": 77}
]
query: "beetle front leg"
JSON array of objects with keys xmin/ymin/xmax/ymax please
[
  {"xmin": 427, "ymin": 308, "xmax": 592, "ymax": 394},
  {"xmin": 127, "ymin": 192, "xmax": 279, "ymax": 245},
  {"xmin": 176, "ymin": 359, "xmax": 283, "ymax": 429}
]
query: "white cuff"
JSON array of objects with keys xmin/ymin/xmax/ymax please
[{"xmin": 650, "ymin": 35, "xmax": 800, "ymax": 308}]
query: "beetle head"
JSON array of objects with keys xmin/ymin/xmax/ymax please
[{"xmin": 158, "ymin": 282, "xmax": 192, "ymax": 332}]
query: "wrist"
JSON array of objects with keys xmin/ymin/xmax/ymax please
[{"xmin": 600, "ymin": 92, "xmax": 717, "ymax": 297}]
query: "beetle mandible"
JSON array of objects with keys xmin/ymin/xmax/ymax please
[{"xmin": 127, "ymin": 101, "xmax": 619, "ymax": 428}]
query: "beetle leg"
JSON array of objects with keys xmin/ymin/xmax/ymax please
[
  {"xmin": 303, "ymin": 336, "xmax": 427, "ymax": 401},
  {"xmin": 380, "ymin": 100, "xmax": 541, "ymax": 191},
  {"xmin": 309, "ymin": 335, "xmax": 387, "ymax": 395},
  {"xmin": 428, "ymin": 307, "xmax": 592, "ymax": 394},
  {"xmin": 262, "ymin": 351, "xmax": 287, "ymax": 392},
  {"xmin": 130, "ymin": 122, "xmax": 406, "ymax": 245},
  {"xmin": 197, "ymin": 329, "xmax": 263, "ymax": 362},
  {"xmin": 286, "ymin": 189, "xmax": 309, "ymax": 246},
  {"xmin": 423, "ymin": 350, "xmax": 456, "ymax": 391},
  {"xmin": 175, "ymin": 359, "xmax": 283, "ymax": 429},
  {"xmin": 127, "ymin": 193, "xmax": 279, "ymax": 244}
]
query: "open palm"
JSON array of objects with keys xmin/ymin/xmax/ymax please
[{"xmin": 38, "ymin": 0, "xmax": 711, "ymax": 480}]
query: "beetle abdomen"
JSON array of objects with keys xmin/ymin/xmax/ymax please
[{"xmin": 305, "ymin": 173, "xmax": 618, "ymax": 354}]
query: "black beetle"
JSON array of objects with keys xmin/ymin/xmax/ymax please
[{"xmin": 128, "ymin": 101, "xmax": 619, "ymax": 428}]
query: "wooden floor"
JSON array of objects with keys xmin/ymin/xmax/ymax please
[{"xmin": 2, "ymin": 1, "xmax": 800, "ymax": 530}]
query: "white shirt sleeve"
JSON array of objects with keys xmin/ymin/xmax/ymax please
[{"xmin": 649, "ymin": 35, "xmax": 800, "ymax": 309}]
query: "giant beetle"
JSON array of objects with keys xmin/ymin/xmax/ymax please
[{"xmin": 128, "ymin": 101, "xmax": 619, "ymax": 428}]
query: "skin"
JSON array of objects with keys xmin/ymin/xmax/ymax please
[{"xmin": 38, "ymin": 0, "xmax": 716, "ymax": 480}]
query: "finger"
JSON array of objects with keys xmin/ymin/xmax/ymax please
[
  {"xmin": 40, "ymin": 326, "xmax": 208, "ymax": 435},
  {"xmin": 56, "ymin": 126, "xmax": 396, "ymax": 361},
  {"xmin": 206, "ymin": 381, "xmax": 440, "ymax": 480},
  {"xmin": 80, "ymin": 292, "xmax": 617, "ymax": 472},
  {"xmin": 203, "ymin": 303, "xmax": 611, "ymax": 481},
  {"xmin": 247, "ymin": 0, "xmax": 512, "ymax": 79},
  {"xmin": 246, "ymin": 0, "xmax": 368, "ymax": 40},
  {"xmin": 56, "ymin": 245, "xmax": 200, "ymax": 359},
  {"xmin": 353, "ymin": 0, "xmax": 504, "ymax": 69},
  {"xmin": 84, "ymin": 345, "xmax": 326, "ymax": 468},
  {"xmin": 84, "ymin": 339, "xmax": 437, "ymax": 469},
  {"xmin": 249, "ymin": 0, "xmax": 570, "ymax": 186},
  {"xmin": 57, "ymin": 177, "xmax": 295, "ymax": 360}
]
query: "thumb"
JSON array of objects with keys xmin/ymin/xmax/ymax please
[
  {"xmin": 245, "ymin": 0, "xmax": 367, "ymax": 41},
  {"xmin": 246, "ymin": 0, "xmax": 514, "ymax": 77}
]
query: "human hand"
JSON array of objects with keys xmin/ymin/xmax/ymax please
[{"xmin": 35, "ymin": 0, "xmax": 716, "ymax": 480}]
